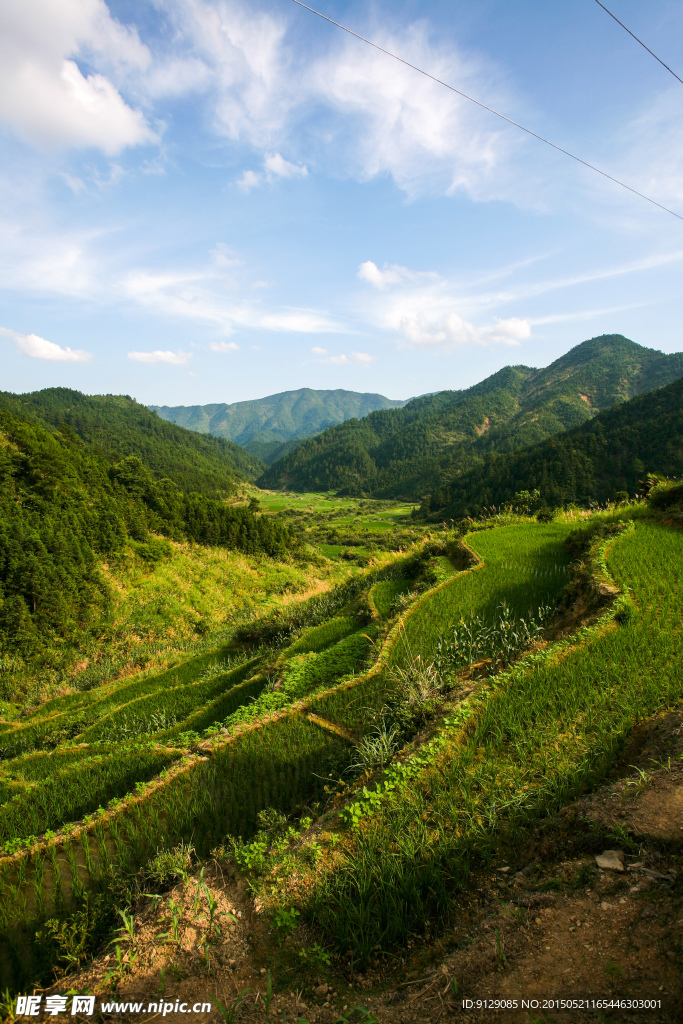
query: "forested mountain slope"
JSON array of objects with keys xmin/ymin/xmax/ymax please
[
  {"xmin": 151, "ymin": 388, "xmax": 407, "ymax": 464},
  {"xmin": 426, "ymin": 373, "xmax": 683, "ymax": 517},
  {"xmin": 0, "ymin": 409, "xmax": 291, "ymax": 661},
  {"xmin": 259, "ymin": 335, "xmax": 683, "ymax": 497},
  {"xmin": 0, "ymin": 388, "xmax": 263, "ymax": 492}
]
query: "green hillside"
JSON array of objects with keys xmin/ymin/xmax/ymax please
[
  {"xmin": 259, "ymin": 335, "xmax": 683, "ymax": 497},
  {"xmin": 426, "ymin": 373, "xmax": 683, "ymax": 517},
  {"xmin": 0, "ymin": 388, "xmax": 263, "ymax": 492},
  {"xmin": 0, "ymin": 408, "xmax": 292, "ymax": 664},
  {"xmin": 151, "ymin": 388, "xmax": 407, "ymax": 464}
]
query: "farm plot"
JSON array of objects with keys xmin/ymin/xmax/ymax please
[
  {"xmin": 289, "ymin": 518, "xmax": 683, "ymax": 958},
  {"xmin": 369, "ymin": 579, "xmax": 409, "ymax": 618},
  {"xmin": 0, "ymin": 529, "xmax": 467, "ymax": 990},
  {"xmin": 0, "ymin": 644, "xmax": 246, "ymax": 756},
  {"xmin": 0, "ymin": 745, "xmax": 180, "ymax": 846},
  {"xmin": 0, "ymin": 651, "xmax": 266, "ymax": 857},
  {"xmin": 390, "ymin": 522, "xmax": 572, "ymax": 669},
  {"xmin": 76, "ymin": 656, "xmax": 259, "ymax": 742}
]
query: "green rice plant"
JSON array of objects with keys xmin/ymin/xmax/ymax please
[
  {"xmin": 208, "ymin": 630, "xmax": 378, "ymax": 737},
  {"xmin": 369, "ymin": 580, "xmax": 415, "ymax": 619},
  {"xmin": 295, "ymin": 519, "xmax": 683, "ymax": 959},
  {"xmin": 145, "ymin": 842, "xmax": 194, "ymax": 888},
  {"xmin": 349, "ymin": 720, "xmax": 400, "ymax": 774},
  {"xmin": 309, "ymin": 674, "xmax": 390, "ymax": 734},
  {"xmin": 0, "ymin": 645, "xmax": 248, "ymax": 756},
  {"xmin": 212, "ymin": 989, "xmax": 251, "ymax": 1024},
  {"xmin": 78, "ymin": 657, "xmax": 260, "ymax": 743},
  {"xmin": 0, "ymin": 748, "xmax": 180, "ymax": 847},
  {"xmin": 32, "ymin": 852, "xmax": 45, "ymax": 918},
  {"xmin": 63, "ymin": 839, "xmax": 84, "ymax": 899},
  {"xmin": 389, "ymin": 523, "xmax": 572, "ymax": 672},
  {"xmin": 158, "ymin": 675, "xmax": 266, "ymax": 740},
  {"xmin": 284, "ymin": 616, "xmax": 357, "ymax": 658},
  {"xmin": 47, "ymin": 843, "xmax": 65, "ymax": 914},
  {"xmin": 434, "ymin": 601, "xmax": 552, "ymax": 677}
]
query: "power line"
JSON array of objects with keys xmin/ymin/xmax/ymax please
[
  {"xmin": 290, "ymin": 0, "xmax": 683, "ymax": 222},
  {"xmin": 594, "ymin": 0, "xmax": 683, "ymax": 87}
]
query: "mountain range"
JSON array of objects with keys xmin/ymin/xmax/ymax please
[
  {"xmin": 150, "ymin": 388, "xmax": 407, "ymax": 464},
  {"xmin": 259, "ymin": 335, "xmax": 683, "ymax": 500}
]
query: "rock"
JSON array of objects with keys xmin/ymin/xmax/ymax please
[
  {"xmin": 314, "ymin": 985, "xmax": 329, "ymax": 998},
  {"xmin": 595, "ymin": 850, "xmax": 625, "ymax": 872},
  {"xmin": 220, "ymin": 727, "xmax": 228, "ymax": 735},
  {"xmin": 600, "ymin": 901, "xmax": 612, "ymax": 911},
  {"xmin": 498, "ymin": 866, "xmax": 510, "ymax": 874}
]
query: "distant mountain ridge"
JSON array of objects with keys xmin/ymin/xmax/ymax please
[
  {"xmin": 150, "ymin": 388, "xmax": 407, "ymax": 464},
  {"xmin": 258, "ymin": 335, "xmax": 683, "ymax": 498}
]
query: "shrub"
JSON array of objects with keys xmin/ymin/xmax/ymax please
[{"xmin": 145, "ymin": 841, "xmax": 195, "ymax": 888}]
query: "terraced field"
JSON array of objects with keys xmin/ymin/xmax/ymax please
[
  {"xmin": 0, "ymin": 538, "xmax": 438, "ymax": 988},
  {"xmin": 391, "ymin": 522, "xmax": 572, "ymax": 668},
  {"xmin": 275, "ymin": 516, "xmax": 683, "ymax": 957},
  {"xmin": 3, "ymin": 506, "xmax": 681, "ymax": 1002}
]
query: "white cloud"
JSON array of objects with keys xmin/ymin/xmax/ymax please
[
  {"xmin": 398, "ymin": 312, "xmax": 528, "ymax": 348},
  {"xmin": 355, "ymin": 248, "xmax": 683, "ymax": 348},
  {"xmin": 127, "ymin": 349, "xmax": 191, "ymax": 364},
  {"xmin": 237, "ymin": 152, "xmax": 308, "ymax": 190},
  {"xmin": 357, "ymin": 256, "xmax": 531, "ymax": 347},
  {"xmin": 121, "ymin": 263, "xmax": 345, "ymax": 336},
  {"xmin": 209, "ymin": 340, "xmax": 239, "ymax": 351},
  {"xmin": 307, "ymin": 21, "xmax": 517, "ymax": 199},
  {"xmin": 263, "ymin": 152, "xmax": 307, "ymax": 180},
  {"xmin": 237, "ymin": 169, "xmax": 261, "ymax": 192},
  {"xmin": 1, "ymin": 326, "xmax": 92, "ymax": 361},
  {"xmin": 603, "ymin": 87, "xmax": 683, "ymax": 212},
  {"xmin": 311, "ymin": 346, "xmax": 327, "ymax": 354},
  {"xmin": 160, "ymin": 1, "xmax": 516, "ymax": 201},
  {"xmin": 358, "ymin": 260, "xmax": 438, "ymax": 289},
  {"xmin": 210, "ymin": 243, "xmax": 243, "ymax": 268},
  {"xmin": 0, "ymin": 0, "xmax": 155, "ymax": 154},
  {"xmin": 317, "ymin": 350, "xmax": 374, "ymax": 365},
  {"xmin": 161, "ymin": 0, "xmax": 291, "ymax": 148},
  {"xmin": 260, "ymin": 310, "xmax": 341, "ymax": 332}
]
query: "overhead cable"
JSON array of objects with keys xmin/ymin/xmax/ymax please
[
  {"xmin": 594, "ymin": 0, "xmax": 683, "ymax": 87},
  {"xmin": 290, "ymin": 0, "xmax": 683, "ymax": 222}
]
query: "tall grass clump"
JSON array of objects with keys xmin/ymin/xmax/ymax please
[{"xmin": 434, "ymin": 601, "xmax": 553, "ymax": 677}]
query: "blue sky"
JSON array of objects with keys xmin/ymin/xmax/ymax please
[{"xmin": 1, "ymin": 0, "xmax": 683, "ymax": 405}]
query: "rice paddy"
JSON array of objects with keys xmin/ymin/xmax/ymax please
[
  {"xmin": 274, "ymin": 516, "xmax": 683, "ymax": 958},
  {"xmin": 2, "ymin": 500, "xmax": 681, "ymax": 994}
]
